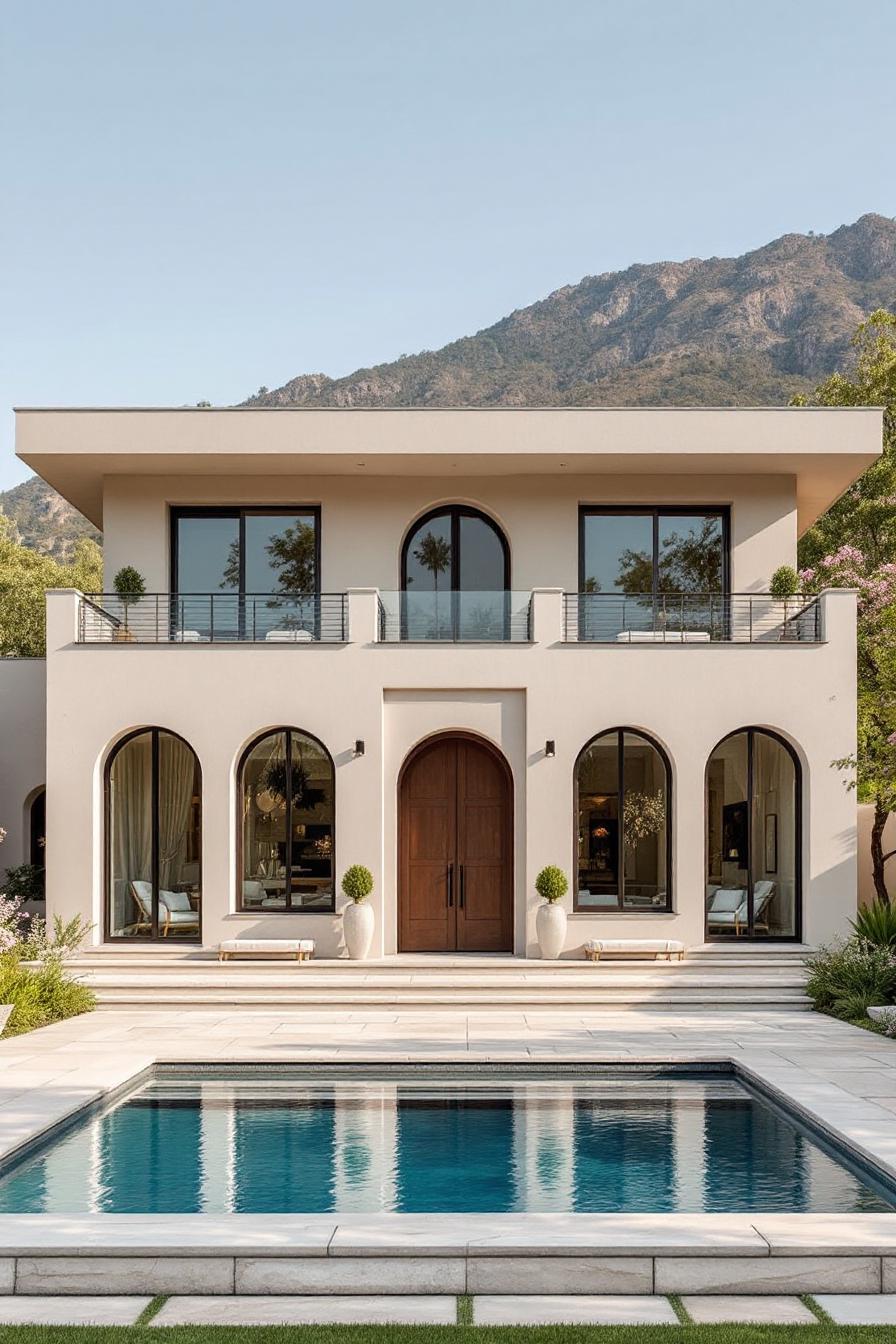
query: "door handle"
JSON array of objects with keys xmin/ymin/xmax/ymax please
[
  {"xmin": 459, "ymin": 864, "xmax": 465, "ymax": 910},
  {"xmin": 447, "ymin": 862, "xmax": 454, "ymax": 907}
]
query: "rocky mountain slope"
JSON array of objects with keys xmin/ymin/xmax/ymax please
[
  {"xmin": 245, "ymin": 213, "xmax": 896, "ymax": 409},
  {"xmin": 6, "ymin": 213, "xmax": 895, "ymax": 556},
  {"xmin": 0, "ymin": 475, "xmax": 100, "ymax": 561}
]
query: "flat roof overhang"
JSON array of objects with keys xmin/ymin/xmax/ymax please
[{"xmin": 15, "ymin": 405, "xmax": 883, "ymax": 532}]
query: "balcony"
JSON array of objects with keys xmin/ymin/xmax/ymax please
[
  {"xmin": 377, "ymin": 591, "xmax": 533, "ymax": 643},
  {"xmin": 562, "ymin": 592, "xmax": 822, "ymax": 644},
  {"xmin": 78, "ymin": 593, "xmax": 348, "ymax": 643},
  {"xmin": 74, "ymin": 589, "xmax": 826, "ymax": 647}
]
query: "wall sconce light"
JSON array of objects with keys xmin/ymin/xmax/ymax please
[
  {"xmin": 544, "ymin": 740, "xmax": 556, "ymax": 758},
  {"xmin": 354, "ymin": 740, "xmax": 365, "ymax": 757}
]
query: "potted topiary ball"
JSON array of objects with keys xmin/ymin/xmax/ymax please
[
  {"xmin": 535, "ymin": 865, "xmax": 568, "ymax": 959},
  {"xmin": 341, "ymin": 864, "xmax": 375, "ymax": 960},
  {"xmin": 112, "ymin": 566, "xmax": 147, "ymax": 642}
]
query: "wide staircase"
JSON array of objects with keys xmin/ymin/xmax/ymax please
[{"xmin": 74, "ymin": 945, "xmax": 811, "ymax": 1012}]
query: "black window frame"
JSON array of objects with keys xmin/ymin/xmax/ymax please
[
  {"xmin": 577, "ymin": 505, "xmax": 731, "ymax": 596},
  {"xmin": 400, "ymin": 505, "xmax": 511, "ymax": 640},
  {"xmin": 573, "ymin": 727, "xmax": 673, "ymax": 914},
  {"xmin": 104, "ymin": 727, "xmax": 202, "ymax": 943},
  {"xmin": 237, "ymin": 727, "xmax": 336, "ymax": 916},
  {"xmin": 704, "ymin": 727, "xmax": 802, "ymax": 942}
]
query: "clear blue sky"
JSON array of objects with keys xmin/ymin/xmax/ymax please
[{"xmin": 2, "ymin": 0, "xmax": 894, "ymax": 489}]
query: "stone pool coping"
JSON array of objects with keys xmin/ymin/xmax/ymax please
[{"xmin": 3, "ymin": 1006, "xmax": 896, "ymax": 1293}]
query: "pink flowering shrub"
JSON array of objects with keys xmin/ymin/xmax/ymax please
[{"xmin": 800, "ymin": 546, "xmax": 896, "ymax": 618}]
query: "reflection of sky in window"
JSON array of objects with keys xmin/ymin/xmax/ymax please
[
  {"xmin": 176, "ymin": 516, "xmax": 239, "ymax": 591},
  {"xmin": 459, "ymin": 514, "xmax": 504, "ymax": 590},
  {"xmin": 582, "ymin": 514, "xmax": 652, "ymax": 592},
  {"xmin": 244, "ymin": 514, "xmax": 317, "ymax": 592}
]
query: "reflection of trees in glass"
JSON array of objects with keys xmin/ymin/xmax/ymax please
[
  {"xmin": 617, "ymin": 518, "xmax": 722, "ymax": 593},
  {"xmin": 220, "ymin": 522, "xmax": 317, "ymax": 593},
  {"xmin": 410, "ymin": 531, "xmax": 451, "ymax": 590}
]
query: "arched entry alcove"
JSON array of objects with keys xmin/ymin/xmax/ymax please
[{"xmin": 398, "ymin": 732, "xmax": 513, "ymax": 953}]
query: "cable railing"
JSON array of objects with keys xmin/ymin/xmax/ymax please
[
  {"xmin": 562, "ymin": 592, "xmax": 822, "ymax": 644},
  {"xmin": 377, "ymin": 590, "xmax": 533, "ymax": 642},
  {"xmin": 78, "ymin": 593, "xmax": 348, "ymax": 643}
]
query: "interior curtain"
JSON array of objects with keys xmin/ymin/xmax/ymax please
[
  {"xmin": 111, "ymin": 735, "xmax": 152, "ymax": 925},
  {"xmin": 158, "ymin": 735, "xmax": 197, "ymax": 890}
]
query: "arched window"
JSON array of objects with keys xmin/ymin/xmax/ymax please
[
  {"xmin": 29, "ymin": 789, "xmax": 45, "ymax": 870},
  {"xmin": 239, "ymin": 729, "xmax": 335, "ymax": 912},
  {"xmin": 106, "ymin": 730, "xmax": 202, "ymax": 940},
  {"xmin": 705, "ymin": 729, "xmax": 800, "ymax": 940},
  {"xmin": 401, "ymin": 506, "xmax": 510, "ymax": 640},
  {"xmin": 575, "ymin": 729, "xmax": 671, "ymax": 912}
]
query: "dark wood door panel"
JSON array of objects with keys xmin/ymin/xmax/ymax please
[{"xmin": 400, "ymin": 734, "xmax": 512, "ymax": 954}]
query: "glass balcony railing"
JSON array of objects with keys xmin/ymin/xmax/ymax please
[{"xmin": 377, "ymin": 591, "xmax": 533, "ymax": 642}]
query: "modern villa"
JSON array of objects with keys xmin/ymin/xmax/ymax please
[{"xmin": 5, "ymin": 405, "xmax": 882, "ymax": 961}]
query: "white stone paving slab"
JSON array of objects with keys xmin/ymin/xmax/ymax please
[
  {"xmin": 153, "ymin": 1295, "xmax": 458, "ymax": 1325},
  {"xmin": 816, "ymin": 1295, "xmax": 896, "ymax": 1324},
  {"xmin": 474, "ymin": 1295, "xmax": 678, "ymax": 1325},
  {"xmin": 683, "ymin": 1295, "xmax": 817, "ymax": 1324},
  {"xmin": 0, "ymin": 1297, "xmax": 151, "ymax": 1325}
]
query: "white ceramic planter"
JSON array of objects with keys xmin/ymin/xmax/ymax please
[
  {"xmin": 536, "ymin": 901, "xmax": 567, "ymax": 960},
  {"xmin": 343, "ymin": 900, "xmax": 375, "ymax": 960},
  {"xmin": 0, "ymin": 1006, "xmax": 12, "ymax": 1035}
]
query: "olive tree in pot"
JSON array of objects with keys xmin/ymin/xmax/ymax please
[
  {"xmin": 341, "ymin": 865, "xmax": 375, "ymax": 960},
  {"xmin": 535, "ymin": 865, "xmax": 568, "ymax": 960}
]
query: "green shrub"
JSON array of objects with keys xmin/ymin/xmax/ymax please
[
  {"xmin": 535, "ymin": 866, "xmax": 568, "ymax": 903},
  {"xmin": 341, "ymin": 864, "xmax": 374, "ymax": 903},
  {"xmin": 0, "ymin": 951, "xmax": 95, "ymax": 1037},
  {"xmin": 770, "ymin": 565, "xmax": 801, "ymax": 599},
  {"xmin": 1, "ymin": 863, "xmax": 45, "ymax": 903},
  {"xmin": 852, "ymin": 901, "xmax": 896, "ymax": 947},
  {"xmin": 805, "ymin": 937, "xmax": 896, "ymax": 1019}
]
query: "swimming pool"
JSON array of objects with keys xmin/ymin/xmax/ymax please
[{"xmin": 0, "ymin": 1067, "xmax": 890, "ymax": 1215}]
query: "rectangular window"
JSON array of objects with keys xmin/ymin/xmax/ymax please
[
  {"xmin": 579, "ymin": 507, "xmax": 728, "ymax": 596},
  {"xmin": 171, "ymin": 507, "xmax": 320, "ymax": 639}
]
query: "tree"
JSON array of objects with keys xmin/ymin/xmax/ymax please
[
  {"xmin": 794, "ymin": 311, "xmax": 896, "ymax": 902},
  {"xmin": 796, "ymin": 310, "xmax": 896, "ymax": 570},
  {"xmin": 0, "ymin": 518, "xmax": 102, "ymax": 656}
]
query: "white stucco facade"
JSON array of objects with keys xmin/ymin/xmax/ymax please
[{"xmin": 11, "ymin": 406, "xmax": 881, "ymax": 957}]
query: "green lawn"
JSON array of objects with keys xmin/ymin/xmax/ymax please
[{"xmin": 1, "ymin": 1327, "xmax": 896, "ymax": 1343}]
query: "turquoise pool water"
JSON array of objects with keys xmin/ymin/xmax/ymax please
[{"xmin": 0, "ymin": 1071, "xmax": 890, "ymax": 1214}]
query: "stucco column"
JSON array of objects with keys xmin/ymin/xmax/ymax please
[
  {"xmin": 347, "ymin": 588, "xmax": 380, "ymax": 644},
  {"xmin": 45, "ymin": 588, "xmax": 82, "ymax": 651},
  {"xmin": 530, "ymin": 588, "xmax": 564, "ymax": 644}
]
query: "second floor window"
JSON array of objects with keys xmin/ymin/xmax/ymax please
[
  {"xmin": 171, "ymin": 508, "xmax": 320, "ymax": 640},
  {"xmin": 580, "ymin": 507, "xmax": 728, "ymax": 596}
]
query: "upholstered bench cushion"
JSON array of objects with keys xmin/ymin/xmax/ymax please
[
  {"xmin": 584, "ymin": 938, "xmax": 685, "ymax": 961},
  {"xmin": 219, "ymin": 939, "xmax": 314, "ymax": 960}
]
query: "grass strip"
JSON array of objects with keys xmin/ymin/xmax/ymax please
[
  {"xmin": 456, "ymin": 1296, "xmax": 474, "ymax": 1327},
  {"xmin": 2, "ymin": 1323, "xmax": 896, "ymax": 1341},
  {"xmin": 801, "ymin": 1296, "xmax": 835, "ymax": 1325},
  {"xmin": 668, "ymin": 1295, "xmax": 692, "ymax": 1325},
  {"xmin": 134, "ymin": 1297, "xmax": 169, "ymax": 1327}
]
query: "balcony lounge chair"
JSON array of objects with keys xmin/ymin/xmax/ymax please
[
  {"xmin": 265, "ymin": 628, "xmax": 313, "ymax": 642},
  {"xmin": 130, "ymin": 880, "xmax": 200, "ymax": 937},
  {"xmin": 706, "ymin": 880, "xmax": 775, "ymax": 935}
]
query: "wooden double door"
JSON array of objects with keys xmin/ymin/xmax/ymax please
[{"xmin": 399, "ymin": 734, "xmax": 513, "ymax": 953}]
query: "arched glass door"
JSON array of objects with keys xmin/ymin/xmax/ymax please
[
  {"xmin": 705, "ymin": 729, "xmax": 800, "ymax": 939},
  {"xmin": 401, "ymin": 506, "xmax": 510, "ymax": 640}
]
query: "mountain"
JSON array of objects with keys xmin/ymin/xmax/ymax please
[
  {"xmin": 7, "ymin": 213, "xmax": 896, "ymax": 558},
  {"xmin": 244, "ymin": 213, "xmax": 896, "ymax": 409},
  {"xmin": 0, "ymin": 475, "xmax": 101, "ymax": 561}
]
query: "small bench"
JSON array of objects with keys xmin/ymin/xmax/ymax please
[
  {"xmin": 218, "ymin": 939, "xmax": 315, "ymax": 962},
  {"xmin": 584, "ymin": 938, "xmax": 685, "ymax": 962}
]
